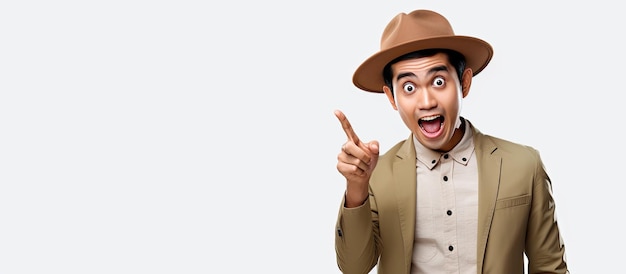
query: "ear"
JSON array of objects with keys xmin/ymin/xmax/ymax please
[
  {"xmin": 383, "ymin": 85, "xmax": 398, "ymax": 110},
  {"xmin": 461, "ymin": 68, "xmax": 472, "ymax": 98}
]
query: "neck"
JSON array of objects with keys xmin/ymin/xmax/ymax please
[{"xmin": 437, "ymin": 118, "xmax": 466, "ymax": 153}]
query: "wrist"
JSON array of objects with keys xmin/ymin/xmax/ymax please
[{"xmin": 345, "ymin": 185, "xmax": 368, "ymax": 208}]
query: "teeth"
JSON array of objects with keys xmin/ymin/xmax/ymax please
[{"xmin": 420, "ymin": 115, "xmax": 440, "ymax": 121}]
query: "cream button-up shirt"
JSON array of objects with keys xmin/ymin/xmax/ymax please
[{"xmin": 411, "ymin": 119, "xmax": 479, "ymax": 274}]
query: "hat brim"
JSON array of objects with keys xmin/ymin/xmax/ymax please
[{"xmin": 352, "ymin": 36, "xmax": 493, "ymax": 93}]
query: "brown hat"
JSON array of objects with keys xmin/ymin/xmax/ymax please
[{"xmin": 353, "ymin": 9, "xmax": 493, "ymax": 93}]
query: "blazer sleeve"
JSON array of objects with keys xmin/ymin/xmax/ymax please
[
  {"xmin": 335, "ymin": 193, "xmax": 382, "ymax": 274},
  {"xmin": 525, "ymin": 149, "xmax": 569, "ymax": 273}
]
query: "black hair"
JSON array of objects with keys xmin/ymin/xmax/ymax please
[{"xmin": 382, "ymin": 49, "xmax": 466, "ymax": 96}]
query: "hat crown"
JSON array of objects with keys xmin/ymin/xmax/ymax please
[{"xmin": 381, "ymin": 10, "xmax": 455, "ymax": 51}]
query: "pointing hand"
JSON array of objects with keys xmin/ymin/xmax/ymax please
[{"xmin": 334, "ymin": 109, "xmax": 380, "ymax": 207}]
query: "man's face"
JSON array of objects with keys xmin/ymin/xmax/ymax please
[{"xmin": 384, "ymin": 52, "xmax": 467, "ymax": 151}]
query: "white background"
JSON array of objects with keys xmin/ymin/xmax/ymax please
[{"xmin": 0, "ymin": 1, "xmax": 623, "ymax": 273}]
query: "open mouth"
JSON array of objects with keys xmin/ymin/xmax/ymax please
[{"xmin": 418, "ymin": 115, "xmax": 444, "ymax": 135}]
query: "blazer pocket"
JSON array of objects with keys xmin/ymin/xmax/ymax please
[{"xmin": 495, "ymin": 194, "xmax": 530, "ymax": 210}]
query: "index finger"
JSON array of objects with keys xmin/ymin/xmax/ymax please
[{"xmin": 334, "ymin": 109, "xmax": 361, "ymax": 145}]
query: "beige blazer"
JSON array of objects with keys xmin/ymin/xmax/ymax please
[{"xmin": 335, "ymin": 121, "xmax": 568, "ymax": 274}]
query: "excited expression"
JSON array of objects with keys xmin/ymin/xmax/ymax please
[{"xmin": 383, "ymin": 52, "xmax": 472, "ymax": 152}]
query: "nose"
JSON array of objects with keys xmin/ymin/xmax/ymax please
[{"xmin": 416, "ymin": 88, "xmax": 436, "ymax": 110}]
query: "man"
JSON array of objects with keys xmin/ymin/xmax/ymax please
[{"xmin": 334, "ymin": 9, "xmax": 569, "ymax": 274}]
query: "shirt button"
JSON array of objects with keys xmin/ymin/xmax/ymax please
[
  {"xmin": 447, "ymin": 210, "xmax": 452, "ymax": 216},
  {"xmin": 443, "ymin": 176, "xmax": 448, "ymax": 181},
  {"xmin": 448, "ymin": 245, "xmax": 454, "ymax": 251},
  {"xmin": 462, "ymin": 157, "xmax": 467, "ymax": 162},
  {"xmin": 443, "ymin": 154, "xmax": 449, "ymax": 159},
  {"xmin": 431, "ymin": 159, "xmax": 436, "ymax": 164}
]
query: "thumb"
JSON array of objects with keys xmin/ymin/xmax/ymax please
[
  {"xmin": 368, "ymin": 140, "xmax": 380, "ymax": 156},
  {"xmin": 367, "ymin": 141, "xmax": 380, "ymax": 171}
]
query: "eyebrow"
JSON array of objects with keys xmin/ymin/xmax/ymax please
[{"xmin": 395, "ymin": 65, "xmax": 449, "ymax": 82}]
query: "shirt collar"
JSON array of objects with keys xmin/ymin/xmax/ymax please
[{"xmin": 413, "ymin": 118, "xmax": 475, "ymax": 170}]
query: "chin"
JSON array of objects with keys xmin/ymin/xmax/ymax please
[{"xmin": 416, "ymin": 132, "xmax": 452, "ymax": 151}]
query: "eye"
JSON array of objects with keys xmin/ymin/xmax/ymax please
[
  {"xmin": 433, "ymin": 76, "xmax": 445, "ymax": 87},
  {"xmin": 402, "ymin": 82, "xmax": 416, "ymax": 94}
]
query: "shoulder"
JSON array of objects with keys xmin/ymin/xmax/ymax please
[
  {"xmin": 469, "ymin": 120, "xmax": 541, "ymax": 160},
  {"xmin": 377, "ymin": 137, "xmax": 412, "ymax": 166},
  {"xmin": 369, "ymin": 137, "xmax": 412, "ymax": 179},
  {"xmin": 483, "ymin": 134, "xmax": 540, "ymax": 158},
  {"xmin": 471, "ymin": 123, "xmax": 544, "ymax": 172}
]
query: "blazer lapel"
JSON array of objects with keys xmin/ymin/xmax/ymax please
[
  {"xmin": 392, "ymin": 135, "xmax": 418, "ymax": 268},
  {"xmin": 471, "ymin": 125, "xmax": 501, "ymax": 271}
]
